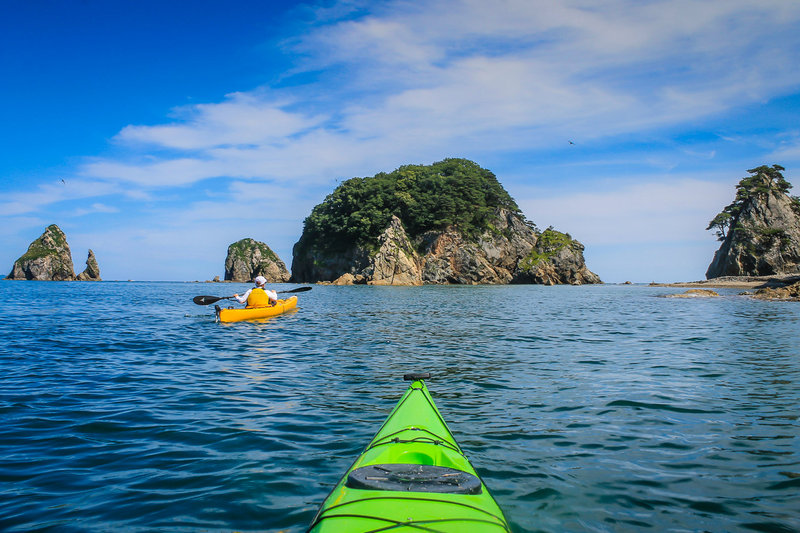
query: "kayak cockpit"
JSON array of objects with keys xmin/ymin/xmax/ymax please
[{"xmin": 346, "ymin": 463, "xmax": 482, "ymax": 494}]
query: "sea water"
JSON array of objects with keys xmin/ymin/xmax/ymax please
[{"xmin": 0, "ymin": 281, "xmax": 798, "ymax": 532}]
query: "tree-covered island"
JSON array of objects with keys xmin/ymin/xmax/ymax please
[{"xmin": 291, "ymin": 158, "xmax": 600, "ymax": 285}]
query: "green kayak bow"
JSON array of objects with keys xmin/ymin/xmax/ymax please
[{"xmin": 308, "ymin": 373, "xmax": 511, "ymax": 532}]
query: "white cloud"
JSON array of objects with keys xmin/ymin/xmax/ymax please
[
  {"xmin": 0, "ymin": 179, "xmax": 119, "ymax": 216},
  {"xmin": 770, "ymin": 134, "xmax": 800, "ymax": 163},
  {"xmin": 117, "ymin": 92, "xmax": 324, "ymax": 150},
  {"xmin": 80, "ymin": 158, "xmax": 229, "ymax": 187},
  {"xmin": 518, "ymin": 178, "xmax": 733, "ymax": 246},
  {"xmin": 73, "ymin": 203, "xmax": 119, "ymax": 217}
]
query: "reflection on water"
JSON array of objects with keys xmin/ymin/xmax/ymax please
[{"xmin": 0, "ymin": 282, "xmax": 798, "ymax": 532}]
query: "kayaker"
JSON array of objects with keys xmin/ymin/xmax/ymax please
[{"xmin": 233, "ymin": 276, "xmax": 277, "ymax": 308}]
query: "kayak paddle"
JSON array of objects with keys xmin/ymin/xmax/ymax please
[{"xmin": 192, "ymin": 286, "xmax": 312, "ymax": 305}]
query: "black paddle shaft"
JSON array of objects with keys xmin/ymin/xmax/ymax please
[{"xmin": 192, "ymin": 286, "xmax": 312, "ymax": 305}]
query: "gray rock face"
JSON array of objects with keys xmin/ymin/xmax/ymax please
[
  {"xmin": 707, "ymin": 188, "xmax": 800, "ymax": 278},
  {"xmin": 7, "ymin": 224, "xmax": 76, "ymax": 280},
  {"xmin": 365, "ymin": 215, "xmax": 423, "ymax": 285},
  {"xmin": 295, "ymin": 211, "xmax": 600, "ymax": 285},
  {"xmin": 224, "ymin": 238, "xmax": 290, "ymax": 282},
  {"xmin": 513, "ymin": 237, "xmax": 602, "ymax": 285},
  {"xmin": 77, "ymin": 249, "xmax": 102, "ymax": 281}
]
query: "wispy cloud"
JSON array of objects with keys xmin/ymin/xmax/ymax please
[
  {"xmin": 116, "ymin": 92, "xmax": 324, "ymax": 150},
  {"xmin": 770, "ymin": 133, "xmax": 800, "ymax": 162},
  {"xmin": 76, "ymin": 0, "xmax": 800, "ymax": 196},
  {"xmin": 0, "ymin": 180, "xmax": 119, "ymax": 216},
  {"xmin": 518, "ymin": 178, "xmax": 733, "ymax": 246},
  {"xmin": 73, "ymin": 203, "xmax": 119, "ymax": 217}
]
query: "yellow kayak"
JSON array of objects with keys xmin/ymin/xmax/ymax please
[{"xmin": 214, "ymin": 296, "xmax": 298, "ymax": 323}]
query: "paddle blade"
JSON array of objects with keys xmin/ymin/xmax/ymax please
[
  {"xmin": 193, "ymin": 295, "xmax": 228, "ymax": 305},
  {"xmin": 279, "ymin": 286, "xmax": 313, "ymax": 294}
]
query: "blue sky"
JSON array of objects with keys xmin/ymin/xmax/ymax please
[{"xmin": 2, "ymin": 0, "xmax": 800, "ymax": 283}]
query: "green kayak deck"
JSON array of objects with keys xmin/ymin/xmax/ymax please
[{"xmin": 308, "ymin": 373, "xmax": 511, "ymax": 532}]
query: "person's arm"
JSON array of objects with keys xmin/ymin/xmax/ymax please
[
  {"xmin": 265, "ymin": 289, "xmax": 277, "ymax": 303},
  {"xmin": 233, "ymin": 288, "xmax": 252, "ymax": 304}
]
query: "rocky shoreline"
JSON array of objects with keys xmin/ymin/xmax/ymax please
[{"xmin": 649, "ymin": 274, "xmax": 800, "ymax": 289}]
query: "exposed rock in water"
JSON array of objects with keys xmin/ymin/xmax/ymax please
[
  {"xmin": 706, "ymin": 165, "xmax": 800, "ymax": 278},
  {"xmin": 295, "ymin": 212, "xmax": 600, "ymax": 286},
  {"xmin": 224, "ymin": 238, "xmax": 290, "ymax": 282},
  {"xmin": 749, "ymin": 281, "xmax": 800, "ymax": 301},
  {"xmin": 76, "ymin": 249, "xmax": 102, "ymax": 281},
  {"xmin": 665, "ymin": 289, "xmax": 720, "ymax": 298},
  {"xmin": 6, "ymin": 224, "xmax": 76, "ymax": 280},
  {"xmin": 332, "ymin": 272, "xmax": 367, "ymax": 285}
]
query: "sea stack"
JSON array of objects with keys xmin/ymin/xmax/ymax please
[
  {"xmin": 291, "ymin": 158, "xmax": 600, "ymax": 285},
  {"xmin": 706, "ymin": 165, "xmax": 800, "ymax": 278},
  {"xmin": 224, "ymin": 238, "xmax": 291, "ymax": 282},
  {"xmin": 6, "ymin": 224, "xmax": 76, "ymax": 280},
  {"xmin": 76, "ymin": 249, "xmax": 102, "ymax": 281}
]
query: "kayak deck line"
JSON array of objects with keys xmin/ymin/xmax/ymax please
[
  {"xmin": 366, "ymin": 430, "xmax": 462, "ymax": 454},
  {"xmin": 308, "ymin": 375, "xmax": 511, "ymax": 532},
  {"xmin": 308, "ymin": 494, "xmax": 509, "ymax": 527}
]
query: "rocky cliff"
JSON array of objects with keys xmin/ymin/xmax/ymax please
[
  {"xmin": 7, "ymin": 225, "xmax": 77, "ymax": 281},
  {"xmin": 706, "ymin": 165, "xmax": 800, "ymax": 278},
  {"xmin": 76, "ymin": 249, "xmax": 102, "ymax": 281},
  {"xmin": 296, "ymin": 212, "xmax": 599, "ymax": 285},
  {"xmin": 291, "ymin": 159, "xmax": 600, "ymax": 285},
  {"xmin": 224, "ymin": 238, "xmax": 290, "ymax": 282}
]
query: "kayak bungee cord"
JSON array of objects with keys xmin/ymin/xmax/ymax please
[
  {"xmin": 308, "ymin": 495, "xmax": 509, "ymax": 531},
  {"xmin": 367, "ymin": 428, "xmax": 462, "ymax": 455}
]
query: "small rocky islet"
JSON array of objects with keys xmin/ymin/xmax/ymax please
[
  {"xmin": 5, "ymin": 224, "xmax": 100, "ymax": 281},
  {"xmin": 223, "ymin": 238, "xmax": 290, "ymax": 283}
]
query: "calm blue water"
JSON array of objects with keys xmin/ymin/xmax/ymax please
[{"xmin": 1, "ymin": 281, "xmax": 798, "ymax": 532}]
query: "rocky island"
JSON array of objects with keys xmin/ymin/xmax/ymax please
[
  {"xmin": 6, "ymin": 224, "xmax": 100, "ymax": 281},
  {"xmin": 224, "ymin": 238, "xmax": 291, "ymax": 282},
  {"xmin": 291, "ymin": 158, "xmax": 600, "ymax": 285},
  {"xmin": 656, "ymin": 165, "xmax": 800, "ymax": 300},
  {"xmin": 706, "ymin": 164, "xmax": 800, "ymax": 278}
]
